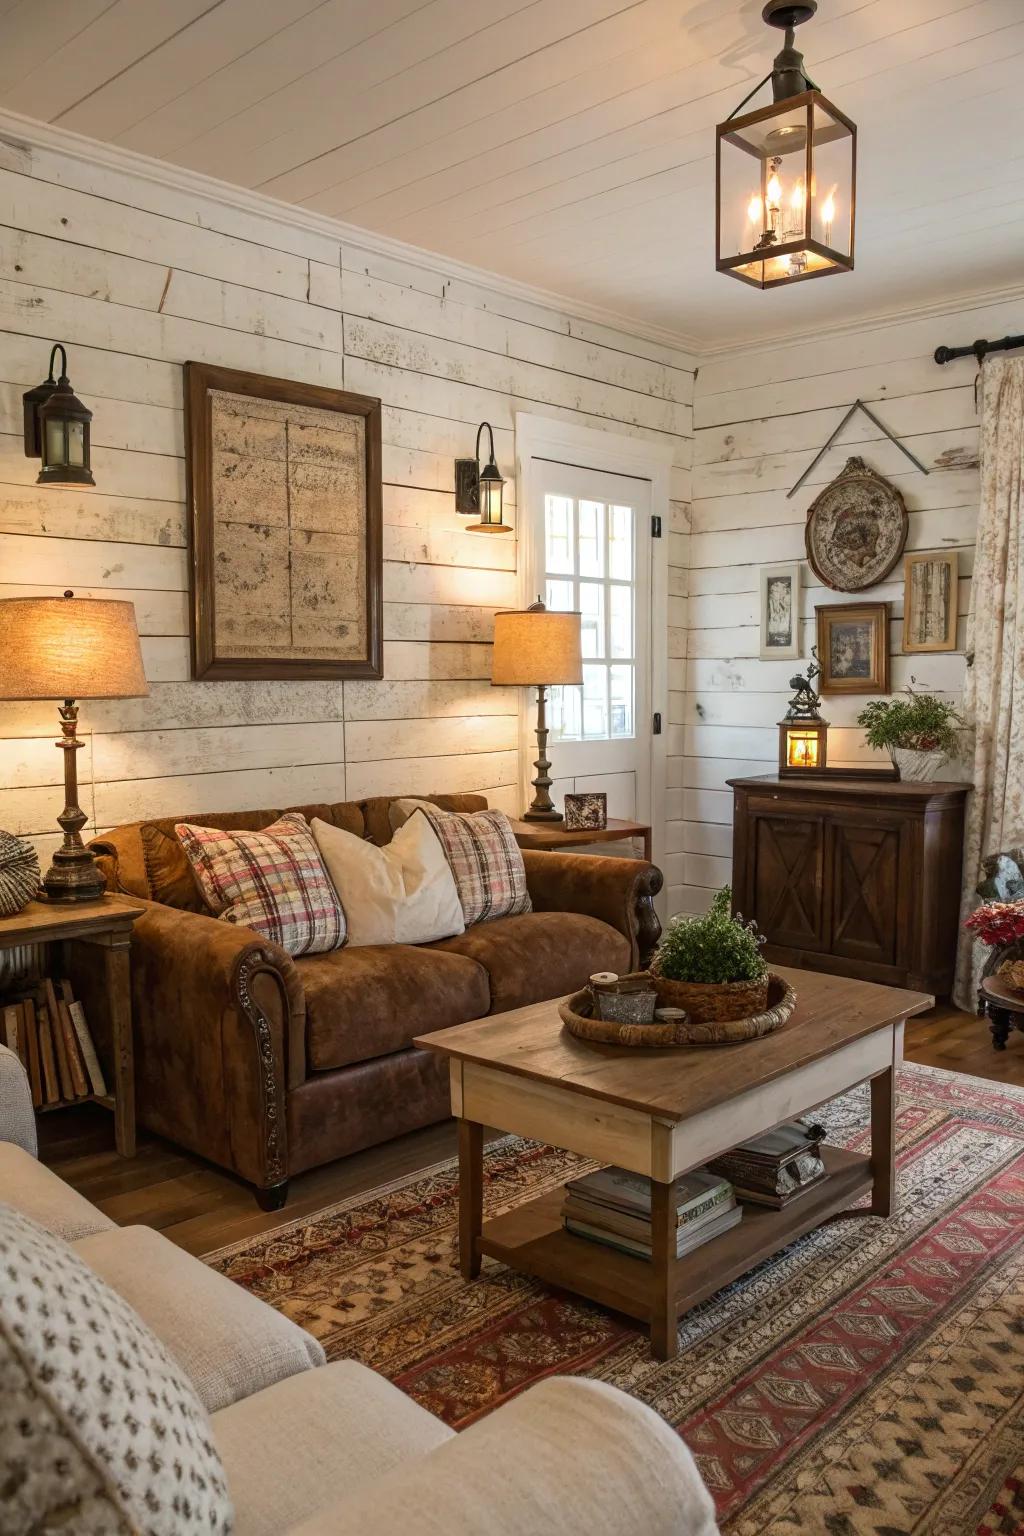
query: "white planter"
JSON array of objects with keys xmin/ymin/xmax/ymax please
[{"xmin": 892, "ymin": 747, "xmax": 948, "ymax": 782}]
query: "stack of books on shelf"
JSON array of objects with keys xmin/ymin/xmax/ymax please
[
  {"xmin": 708, "ymin": 1120, "xmax": 828, "ymax": 1208},
  {"xmin": 562, "ymin": 1165, "xmax": 741, "ymax": 1261},
  {"xmin": 1, "ymin": 977, "xmax": 107, "ymax": 1110}
]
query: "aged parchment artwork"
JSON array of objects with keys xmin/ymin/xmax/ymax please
[{"xmin": 185, "ymin": 364, "xmax": 382, "ymax": 680}]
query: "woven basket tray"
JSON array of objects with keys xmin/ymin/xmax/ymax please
[
  {"xmin": 559, "ymin": 973, "xmax": 797, "ymax": 1049},
  {"xmin": 649, "ymin": 970, "xmax": 770, "ymax": 1023}
]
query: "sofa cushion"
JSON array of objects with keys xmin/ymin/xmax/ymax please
[
  {"xmin": 300, "ymin": 944, "xmax": 490, "ymax": 1071},
  {"xmin": 177, "ymin": 812, "xmax": 345, "ymax": 956},
  {"xmin": 312, "ymin": 811, "xmax": 464, "ymax": 947},
  {"xmin": 0, "ymin": 1204, "xmax": 231, "ymax": 1536},
  {"xmin": 213, "ymin": 1360, "xmax": 453, "ymax": 1536},
  {"xmin": 432, "ymin": 911, "xmax": 631, "ymax": 1014},
  {"xmin": 73, "ymin": 1224, "xmax": 325, "ymax": 1413},
  {"xmin": 418, "ymin": 806, "xmax": 531, "ymax": 926},
  {"xmin": 361, "ymin": 793, "xmax": 488, "ymax": 847},
  {"xmin": 0, "ymin": 1142, "xmax": 114, "ymax": 1240}
]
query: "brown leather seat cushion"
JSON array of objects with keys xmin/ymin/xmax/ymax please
[
  {"xmin": 299, "ymin": 944, "xmax": 491, "ymax": 1072},
  {"xmin": 431, "ymin": 911, "xmax": 631, "ymax": 1014}
]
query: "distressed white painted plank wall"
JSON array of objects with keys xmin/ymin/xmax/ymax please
[
  {"xmin": 0, "ymin": 131, "xmax": 694, "ymax": 859},
  {"xmin": 669, "ymin": 296, "xmax": 1016, "ymax": 918}
]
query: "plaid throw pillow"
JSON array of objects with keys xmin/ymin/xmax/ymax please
[
  {"xmin": 176, "ymin": 812, "xmax": 344, "ymax": 956},
  {"xmin": 419, "ymin": 807, "xmax": 531, "ymax": 927}
]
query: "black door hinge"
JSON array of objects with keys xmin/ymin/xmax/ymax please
[
  {"xmin": 651, "ymin": 515, "xmax": 662, "ymax": 538},
  {"xmin": 652, "ymin": 712, "xmax": 662, "ymax": 735}
]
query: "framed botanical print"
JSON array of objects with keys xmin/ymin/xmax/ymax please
[
  {"xmin": 903, "ymin": 551, "xmax": 958, "ymax": 653},
  {"xmin": 184, "ymin": 362, "xmax": 383, "ymax": 680},
  {"xmin": 816, "ymin": 601, "xmax": 890, "ymax": 694},
  {"xmin": 759, "ymin": 562, "xmax": 801, "ymax": 660}
]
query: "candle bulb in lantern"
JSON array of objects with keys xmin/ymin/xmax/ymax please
[
  {"xmin": 765, "ymin": 158, "xmax": 783, "ymax": 234},
  {"xmin": 822, "ymin": 191, "xmax": 835, "ymax": 248}
]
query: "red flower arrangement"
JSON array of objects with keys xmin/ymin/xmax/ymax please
[{"xmin": 964, "ymin": 900, "xmax": 1024, "ymax": 948}]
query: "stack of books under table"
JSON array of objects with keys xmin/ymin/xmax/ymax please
[
  {"xmin": 561, "ymin": 1165, "xmax": 741, "ymax": 1260},
  {"xmin": 708, "ymin": 1119, "xmax": 828, "ymax": 1208}
]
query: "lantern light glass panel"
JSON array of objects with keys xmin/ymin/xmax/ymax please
[{"xmin": 717, "ymin": 91, "xmax": 855, "ymax": 289}]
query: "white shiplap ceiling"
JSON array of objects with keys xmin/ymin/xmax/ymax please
[{"xmin": 1, "ymin": 0, "xmax": 1021, "ymax": 347}]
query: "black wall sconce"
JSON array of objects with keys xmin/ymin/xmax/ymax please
[
  {"xmin": 23, "ymin": 343, "xmax": 95, "ymax": 486},
  {"xmin": 454, "ymin": 421, "xmax": 510, "ymax": 533}
]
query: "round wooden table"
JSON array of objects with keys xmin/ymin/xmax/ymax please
[{"xmin": 979, "ymin": 973, "xmax": 1024, "ymax": 1051}]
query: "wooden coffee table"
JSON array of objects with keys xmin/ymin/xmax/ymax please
[{"xmin": 415, "ymin": 968, "xmax": 932, "ymax": 1359}]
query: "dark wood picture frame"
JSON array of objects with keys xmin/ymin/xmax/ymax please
[
  {"xmin": 184, "ymin": 361, "xmax": 383, "ymax": 680},
  {"xmin": 815, "ymin": 601, "xmax": 890, "ymax": 695}
]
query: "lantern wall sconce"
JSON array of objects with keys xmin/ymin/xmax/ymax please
[
  {"xmin": 455, "ymin": 421, "xmax": 510, "ymax": 533},
  {"xmin": 716, "ymin": 1, "xmax": 855, "ymax": 290},
  {"xmin": 22, "ymin": 343, "xmax": 95, "ymax": 486}
]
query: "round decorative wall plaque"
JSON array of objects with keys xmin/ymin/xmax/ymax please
[{"xmin": 804, "ymin": 456, "xmax": 909, "ymax": 591}]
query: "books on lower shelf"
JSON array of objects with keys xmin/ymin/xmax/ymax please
[
  {"xmin": 1, "ymin": 978, "xmax": 107, "ymax": 1110},
  {"xmin": 561, "ymin": 1165, "xmax": 742, "ymax": 1261},
  {"xmin": 708, "ymin": 1119, "xmax": 828, "ymax": 1208}
]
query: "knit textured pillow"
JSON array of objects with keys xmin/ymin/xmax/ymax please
[
  {"xmin": 176, "ymin": 811, "xmax": 344, "ymax": 956},
  {"xmin": 0, "ymin": 1202, "xmax": 232, "ymax": 1536},
  {"xmin": 418, "ymin": 806, "xmax": 531, "ymax": 927}
]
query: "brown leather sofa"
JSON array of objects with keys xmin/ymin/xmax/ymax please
[{"xmin": 90, "ymin": 795, "xmax": 662, "ymax": 1209}]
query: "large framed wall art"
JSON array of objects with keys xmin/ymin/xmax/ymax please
[{"xmin": 184, "ymin": 362, "xmax": 383, "ymax": 680}]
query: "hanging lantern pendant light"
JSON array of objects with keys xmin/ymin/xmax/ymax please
[{"xmin": 716, "ymin": 1, "xmax": 856, "ymax": 289}]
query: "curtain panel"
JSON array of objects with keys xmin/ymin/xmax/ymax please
[{"xmin": 955, "ymin": 356, "xmax": 1024, "ymax": 1008}]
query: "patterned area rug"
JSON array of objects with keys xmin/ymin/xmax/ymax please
[{"xmin": 207, "ymin": 1064, "xmax": 1024, "ymax": 1534}]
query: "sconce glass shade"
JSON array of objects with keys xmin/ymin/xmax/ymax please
[
  {"xmin": 778, "ymin": 718, "xmax": 828, "ymax": 774},
  {"xmin": 455, "ymin": 420, "xmax": 511, "ymax": 533},
  {"xmin": 470, "ymin": 456, "xmax": 508, "ymax": 533},
  {"xmin": 717, "ymin": 91, "xmax": 855, "ymax": 288}
]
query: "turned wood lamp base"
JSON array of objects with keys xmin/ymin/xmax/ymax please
[
  {"xmin": 522, "ymin": 683, "xmax": 565, "ymax": 822},
  {"xmin": 38, "ymin": 698, "xmax": 106, "ymax": 904}
]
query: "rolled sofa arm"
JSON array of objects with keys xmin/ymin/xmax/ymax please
[
  {"xmin": 521, "ymin": 850, "xmax": 663, "ymax": 968},
  {"xmin": 287, "ymin": 1376, "xmax": 719, "ymax": 1536},
  {"xmin": 0, "ymin": 1043, "xmax": 38, "ymax": 1156},
  {"xmin": 126, "ymin": 899, "xmax": 304, "ymax": 1196}
]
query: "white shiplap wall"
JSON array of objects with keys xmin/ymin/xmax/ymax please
[
  {"xmin": 0, "ymin": 129, "xmax": 694, "ymax": 861},
  {"xmin": 668, "ymin": 294, "xmax": 1023, "ymax": 917}
]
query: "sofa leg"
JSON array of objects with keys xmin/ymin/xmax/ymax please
[
  {"xmin": 255, "ymin": 1180, "xmax": 289, "ymax": 1212},
  {"xmin": 636, "ymin": 865, "xmax": 664, "ymax": 969}
]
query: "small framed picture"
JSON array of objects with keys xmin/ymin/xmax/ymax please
[
  {"xmin": 563, "ymin": 792, "xmax": 608, "ymax": 832},
  {"xmin": 759, "ymin": 562, "xmax": 801, "ymax": 660},
  {"xmin": 903, "ymin": 551, "xmax": 958, "ymax": 653},
  {"xmin": 816, "ymin": 601, "xmax": 890, "ymax": 694}
]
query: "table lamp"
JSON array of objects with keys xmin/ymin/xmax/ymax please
[
  {"xmin": 491, "ymin": 599, "xmax": 582, "ymax": 821},
  {"xmin": 0, "ymin": 592, "xmax": 149, "ymax": 902}
]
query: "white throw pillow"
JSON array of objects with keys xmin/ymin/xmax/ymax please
[
  {"xmin": 312, "ymin": 811, "xmax": 465, "ymax": 947},
  {"xmin": 0, "ymin": 1202, "xmax": 232, "ymax": 1536}
]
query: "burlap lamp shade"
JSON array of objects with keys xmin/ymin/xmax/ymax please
[
  {"xmin": 0, "ymin": 593, "xmax": 148, "ymax": 902},
  {"xmin": 491, "ymin": 601, "xmax": 582, "ymax": 822}
]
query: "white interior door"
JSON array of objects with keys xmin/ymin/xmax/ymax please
[{"xmin": 527, "ymin": 460, "xmax": 653, "ymax": 828}]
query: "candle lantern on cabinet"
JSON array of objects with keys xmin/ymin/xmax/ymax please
[
  {"xmin": 778, "ymin": 651, "xmax": 829, "ymax": 776},
  {"xmin": 716, "ymin": 2, "xmax": 855, "ymax": 289}
]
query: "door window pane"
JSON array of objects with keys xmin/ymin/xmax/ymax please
[
  {"xmin": 609, "ymin": 584, "xmax": 632, "ymax": 659},
  {"xmin": 550, "ymin": 683, "xmax": 582, "ymax": 740},
  {"xmin": 545, "ymin": 495, "xmax": 574, "ymax": 575},
  {"xmin": 582, "ymin": 664, "xmax": 609, "ymax": 739},
  {"xmin": 578, "ymin": 582, "xmax": 604, "ymax": 659},
  {"xmin": 578, "ymin": 501, "xmax": 605, "ymax": 577},
  {"xmin": 610, "ymin": 665, "xmax": 634, "ymax": 737},
  {"xmin": 609, "ymin": 505, "xmax": 633, "ymax": 580},
  {"xmin": 546, "ymin": 578, "xmax": 574, "ymax": 612}
]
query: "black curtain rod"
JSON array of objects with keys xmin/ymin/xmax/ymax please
[{"xmin": 934, "ymin": 333, "xmax": 1024, "ymax": 366}]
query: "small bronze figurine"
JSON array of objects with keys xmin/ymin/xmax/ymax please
[{"xmin": 784, "ymin": 648, "xmax": 824, "ymax": 721}]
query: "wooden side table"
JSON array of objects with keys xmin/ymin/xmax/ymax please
[
  {"xmin": 979, "ymin": 974, "xmax": 1024, "ymax": 1051},
  {"xmin": 509, "ymin": 817, "xmax": 652, "ymax": 863},
  {"xmin": 0, "ymin": 895, "xmax": 142, "ymax": 1155}
]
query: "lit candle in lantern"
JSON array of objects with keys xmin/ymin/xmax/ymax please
[
  {"xmin": 747, "ymin": 193, "xmax": 763, "ymax": 232},
  {"xmin": 766, "ymin": 160, "xmax": 782, "ymax": 234},
  {"xmin": 821, "ymin": 191, "xmax": 836, "ymax": 247},
  {"xmin": 787, "ymin": 731, "xmax": 819, "ymax": 769}
]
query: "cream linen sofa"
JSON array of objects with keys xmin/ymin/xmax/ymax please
[{"xmin": 0, "ymin": 1045, "xmax": 719, "ymax": 1536}]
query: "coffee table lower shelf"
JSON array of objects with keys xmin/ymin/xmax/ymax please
[{"xmin": 478, "ymin": 1146, "xmax": 872, "ymax": 1328}]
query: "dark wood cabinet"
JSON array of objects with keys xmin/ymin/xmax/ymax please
[{"xmin": 730, "ymin": 776, "xmax": 970, "ymax": 997}]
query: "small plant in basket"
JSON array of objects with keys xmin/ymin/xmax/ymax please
[{"xmin": 650, "ymin": 888, "xmax": 769, "ymax": 1024}]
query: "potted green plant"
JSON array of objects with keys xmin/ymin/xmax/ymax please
[
  {"xmin": 650, "ymin": 887, "xmax": 769, "ymax": 1023},
  {"xmin": 856, "ymin": 689, "xmax": 963, "ymax": 781}
]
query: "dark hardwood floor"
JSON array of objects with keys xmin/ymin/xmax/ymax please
[{"xmin": 35, "ymin": 1002, "xmax": 1023, "ymax": 1259}]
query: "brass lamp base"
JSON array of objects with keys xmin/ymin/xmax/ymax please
[
  {"xmin": 522, "ymin": 683, "xmax": 564, "ymax": 822},
  {"xmin": 38, "ymin": 698, "xmax": 107, "ymax": 904}
]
